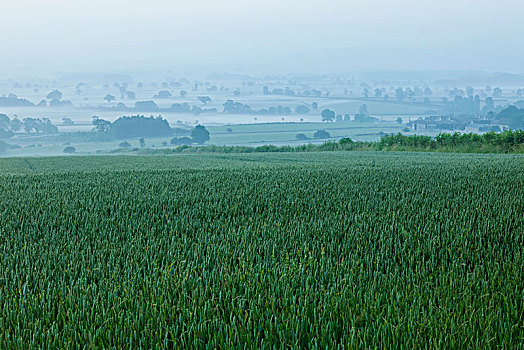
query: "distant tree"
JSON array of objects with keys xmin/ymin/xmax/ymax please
[
  {"xmin": 0, "ymin": 114, "xmax": 10, "ymax": 131},
  {"xmin": 63, "ymin": 146, "xmax": 76, "ymax": 154},
  {"xmin": 311, "ymin": 102, "xmax": 318, "ymax": 110},
  {"xmin": 321, "ymin": 109, "xmax": 335, "ymax": 122},
  {"xmin": 395, "ymin": 87, "xmax": 406, "ymax": 102},
  {"xmin": 49, "ymin": 99, "xmax": 73, "ymax": 107},
  {"xmin": 62, "ymin": 117, "xmax": 74, "ymax": 126},
  {"xmin": 0, "ymin": 114, "xmax": 13, "ymax": 138},
  {"xmin": 396, "ymin": 117, "xmax": 403, "ymax": 124},
  {"xmin": 223, "ymin": 100, "xmax": 252, "ymax": 114},
  {"xmin": 154, "ymin": 90, "xmax": 172, "ymax": 99},
  {"xmin": 406, "ymin": 89, "xmax": 415, "ymax": 102},
  {"xmin": 170, "ymin": 137, "xmax": 192, "ymax": 145},
  {"xmin": 295, "ymin": 105, "xmax": 310, "ymax": 115},
  {"xmin": 10, "ymin": 118, "xmax": 22, "ymax": 132},
  {"xmin": 119, "ymin": 141, "xmax": 131, "ymax": 148},
  {"xmin": 493, "ymin": 87, "xmax": 502, "ymax": 98},
  {"xmin": 40, "ymin": 118, "xmax": 58, "ymax": 133},
  {"xmin": 170, "ymin": 103, "xmax": 191, "ymax": 113},
  {"xmin": 313, "ymin": 130, "xmax": 330, "ymax": 139},
  {"xmin": 23, "ymin": 118, "xmax": 37, "ymax": 133},
  {"xmin": 296, "ymin": 133, "xmax": 308, "ymax": 140},
  {"xmin": 374, "ymin": 88, "xmax": 382, "ymax": 98},
  {"xmin": 180, "ymin": 90, "xmax": 187, "ymax": 98},
  {"xmin": 191, "ymin": 125, "xmax": 210, "ymax": 144},
  {"xmin": 125, "ymin": 91, "xmax": 136, "ymax": 99},
  {"xmin": 46, "ymin": 90, "xmax": 62, "ymax": 100},
  {"xmin": 119, "ymin": 86, "xmax": 127, "ymax": 97},
  {"xmin": 139, "ymin": 138, "xmax": 145, "ymax": 148},
  {"xmin": 21, "ymin": 118, "xmax": 57, "ymax": 134},
  {"xmin": 423, "ymin": 87, "xmax": 432, "ymax": 96},
  {"xmin": 359, "ymin": 104, "xmax": 368, "ymax": 115},
  {"xmin": 197, "ymin": 96, "xmax": 212, "ymax": 104},
  {"xmin": 192, "ymin": 106, "xmax": 203, "ymax": 115},
  {"xmin": 137, "ymin": 82, "xmax": 144, "ymax": 89},
  {"xmin": 226, "ymin": 128, "xmax": 233, "ymax": 134},
  {"xmin": 134, "ymin": 101, "xmax": 159, "ymax": 112},
  {"xmin": 104, "ymin": 94, "xmax": 116, "ymax": 103},
  {"xmin": 362, "ymin": 89, "xmax": 369, "ymax": 98},
  {"xmin": 92, "ymin": 118, "xmax": 111, "ymax": 133}
]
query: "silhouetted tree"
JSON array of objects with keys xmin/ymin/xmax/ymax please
[
  {"xmin": 104, "ymin": 94, "xmax": 116, "ymax": 103},
  {"xmin": 321, "ymin": 109, "xmax": 335, "ymax": 122},
  {"xmin": 46, "ymin": 90, "xmax": 62, "ymax": 100},
  {"xmin": 191, "ymin": 125, "xmax": 210, "ymax": 144},
  {"xmin": 197, "ymin": 96, "xmax": 212, "ymax": 104},
  {"xmin": 92, "ymin": 118, "xmax": 111, "ymax": 133},
  {"xmin": 295, "ymin": 105, "xmax": 310, "ymax": 115}
]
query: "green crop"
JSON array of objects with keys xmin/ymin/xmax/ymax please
[{"xmin": 0, "ymin": 152, "xmax": 523, "ymax": 348}]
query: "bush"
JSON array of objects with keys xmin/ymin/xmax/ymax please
[
  {"xmin": 295, "ymin": 105, "xmax": 310, "ymax": 115},
  {"xmin": 119, "ymin": 141, "xmax": 131, "ymax": 148},
  {"xmin": 296, "ymin": 133, "xmax": 308, "ymax": 141},
  {"xmin": 313, "ymin": 130, "xmax": 331, "ymax": 139},
  {"xmin": 63, "ymin": 146, "xmax": 76, "ymax": 154},
  {"xmin": 170, "ymin": 137, "xmax": 193, "ymax": 146}
]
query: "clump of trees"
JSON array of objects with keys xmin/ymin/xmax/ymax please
[
  {"xmin": 0, "ymin": 94, "xmax": 34, "ymax": 107},
  {"xmin": 170, "ymin": 125, "xmax": 210, "ymax": 145},
  {"xmin": 63, "ymin": 146, "xmax": 76, "ymax": 154},
  {"xmin": 154, "ymin": 90, "xmax": 172, "ymax": 99},
  {"xmin": 496, "ymin": 106, "xmax": 524, "ymax": 130},
  {"xmin": 22, "ymin": 118, "xmax": 58, "ymax": 134},
  {"xmin": 377, "ymin": 130, "xmax": 524, "ymax": 152},
  {"xmin": 222, "ymin": 100, "xmax": 292, "ymax": 116},
  {"xmin": 1, "ymin": 114, "xmax": 59, "ymax": 137},
  {"xmin": 92, "ymin": 115, "xmax": 173, "ymax": 139}
]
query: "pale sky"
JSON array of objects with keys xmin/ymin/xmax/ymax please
[{"xmin": 2, "ymin": 0, "xmax": 523, "ymax": 75}]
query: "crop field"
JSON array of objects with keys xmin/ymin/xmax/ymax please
[{"xmin": 0, "ymin": 152, "xmax": 523, "ymax": 348}]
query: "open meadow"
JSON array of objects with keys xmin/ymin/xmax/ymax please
[{"xmin": 0, "ymin": 152, "xmax": 523, "ymax": 347}]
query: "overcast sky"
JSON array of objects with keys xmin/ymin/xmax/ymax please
[{"xmin": 2, "ymin": 0, "xmax": 523, "ymax": 75}]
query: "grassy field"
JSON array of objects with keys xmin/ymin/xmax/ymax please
[
  {"xmin": 0, "ymin": 152, "xmax": 523, "ymax": 348},
  {"xmin": 4, "ymin": 122, "xmax": 409, "ymax": 156}
]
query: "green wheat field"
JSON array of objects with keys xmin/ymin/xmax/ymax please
[{"xmin": 0, "ymin": 152, "xmax": 523, "ymax": 348}]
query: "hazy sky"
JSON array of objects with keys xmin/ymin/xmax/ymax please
[{"xmin": 2, "ymin": 0, "xmax": 524, "ymax": 75}]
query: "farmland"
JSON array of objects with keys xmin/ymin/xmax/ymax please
[{"xmin": 0, "ymin": 152, "xmax": 523, "ymax": 348}]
